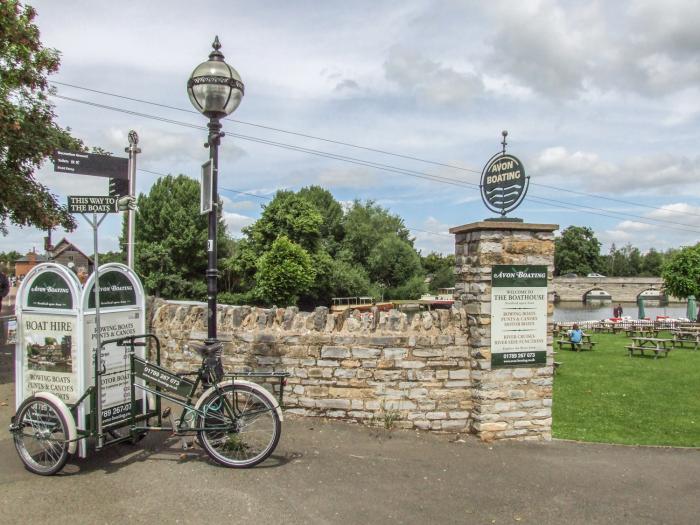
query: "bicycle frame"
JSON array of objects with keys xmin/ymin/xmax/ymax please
[
  {"xmin": 115, "ymin": 334, "xmax": 288, "ymax": 437},
  {"xmin": 12, "ymin": 333, "xmax": 288, "ymax": 456}
]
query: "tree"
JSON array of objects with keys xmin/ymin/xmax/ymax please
[
  {"xmin": 243, "ymin": 190, "xmax": 323, "ymax": 254},
  {"xmin": 421, "ymin": 252, "xmax": 455, "ymax": 290},
  {"xmin": 134, "ymin": 175, "xmax": 229, "ymax": 299},
  {"xmin": 0, "ymin": 1, "xmax": 83, "ymax": 234},
  {"xmin": 641, "ymin": 248, "xmax": 664, "ymax": 276},
  {"xmin": 367, "ymin": 236, "xmax": 423, "ymax": 288},
  {"xmin": 661, "ymin": 244, "xmax": 700, "ymax": 299},
  {"xmin": 554, "ymin": 226, "xmax": 603, "ymax": 276},
  {"xmin": 297, "ymin": 185, "xmax": 344, "ymax": 251},
  {"xmin": 254, "ymin": 236, "xmax": 315, "ymax": 306},
  {"xmin": 341, "ymin": 200, "xmax": 411, "ymax": 266}
]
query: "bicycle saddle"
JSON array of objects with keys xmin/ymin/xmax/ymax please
[{"xmin": 189, "ymin": 341, "xmax": 223, "ymax": 357}]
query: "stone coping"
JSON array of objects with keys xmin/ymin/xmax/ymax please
[{"xmin": 449, "ymin": 221, "xmax": 559, "ymax": 234}]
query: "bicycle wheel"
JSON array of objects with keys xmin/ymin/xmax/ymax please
[
  {"xmin": 13, "ymin": 396, "xmax": 70, "ymax": 475},
  {"xmin": 197, "ymin": 383, "xmax": 281, "ymax": 468}
]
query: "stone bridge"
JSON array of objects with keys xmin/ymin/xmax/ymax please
[{"xmin": 551, "ymin": 276, "xmax": 678, "ymax": 303}]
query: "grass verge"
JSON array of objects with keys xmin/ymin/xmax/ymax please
[{"xmin": 552, "ymin": 331, "xmax": 700, "ymax": 447}]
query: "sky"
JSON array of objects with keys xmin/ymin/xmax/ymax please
[{"xmin": 4, "ymin": 0, "xmax": 700, "ymax": 259}]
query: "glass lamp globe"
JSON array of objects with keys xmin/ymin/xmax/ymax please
[{"xmin": 187, "ymin": 36, "xmax": 244, "ymax": 118}]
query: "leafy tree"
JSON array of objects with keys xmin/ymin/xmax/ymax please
[
  {"xmin": 661, "ymin": 244, "xmax": 700, "ymax": 299},
  {"xmin": 134, "ymin": 174, "xmax": 229, "ymax": 299},
  {"xmin": 554, "ymin": 226, "xmax": 602, "ymax": 276},
  {"xmin": 341, "ymin": 200, "xmax": 411, "ymax": 266},
  {"xmin": 641, "ymin": 248, "xmax": 664, "ymax": 276},
  {"xmin": 421, "ymin": 252, "xmax": 455, "ymax": 290},
  {"xmin": 0, "ymin": 1, "xmax": 83, "ymax": 234},
  {"xmin": 297, "ymin": 185, "xmax": 344, "ymax": 250},
  {"xmin": 254, "ymin": 236, "xmax": 315, "ymax": 306},
  {"xmin": 367, "ymin": 236, "xmax": 423, "ymax": 288},
  {"xmin": 387, "ymin": 275, "xmax": 427, "ymax": 300},
  {"xmin": 243, "ymin": 190, "xmax": 322, "ymax": 254},
  {"xmin": 628, "ymin": 245, "xmax": 642, "ymax": 276},
  {"xmin": 0, "ymin": 250, "xmax": 22, "ymax": 266},
  {"xmin": 98, "ymin": 251, "xmax": 125, "ymax": 265}
]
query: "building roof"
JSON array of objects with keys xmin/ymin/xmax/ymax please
[
  {"xmin": 52, "ymin": 238, "xmax": 93, "ymax": 263},
  {"xmin": 16, "ymin": 253, "xmax": 48, "ymax": 263}
]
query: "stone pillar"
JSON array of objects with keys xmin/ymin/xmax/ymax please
[{"xmin": 450, "ymin": 221, "xmax": 558, "ymax": 442}]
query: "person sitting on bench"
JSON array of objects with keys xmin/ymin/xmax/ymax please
[{"xmin": 569, "ymin": 323, "xmax": 584, "ymax": 344}]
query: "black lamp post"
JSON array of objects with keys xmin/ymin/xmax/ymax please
[{"xmin": 187, "ymin": 36, "xmax": 244, "ymax": 344}]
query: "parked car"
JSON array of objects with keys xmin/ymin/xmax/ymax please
[
  {"xmin": 587, "ymin": 272, "xmax": 606, "ymax": 277},
  {"xmin": 562, "ymin": 273, "xmax": 577, "ymax": 278}
]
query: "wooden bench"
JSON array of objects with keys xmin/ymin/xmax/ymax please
[
  {"xmin": 626, "ymin": 337, "xmax": 674, "ymax": 359},
  {"xmin": 625, "ymin": 345, "xmax": 671, "ymax": 359},
  {"xmin": 625, "ymin": 328, "xmax": 658, "ymax": 338},
  {"xmin": 557, "ymin": 339, "xmax": 597, "ymax": 352},
  {"xmin": 672, "ymin": 331, "xmax": 700, "ymax": 350}
]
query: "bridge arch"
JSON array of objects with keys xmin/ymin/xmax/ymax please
[{"xmin": 582, "ymin": 287, "xmax": 612, "ymax": 303}]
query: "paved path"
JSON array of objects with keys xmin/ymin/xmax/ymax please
[{"xmin": 1, "ymin": 351, "xmax": 698, "ymax": 524}]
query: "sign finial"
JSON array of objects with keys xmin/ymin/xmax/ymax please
[{"xmin": 501, "ymin": 130, "xmax": 508, "ymax": 154}]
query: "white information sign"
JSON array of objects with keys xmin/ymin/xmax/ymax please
[
  {"xmin": 80, "ymin": 263, "xmax": 147, "ymax": 430},
  {"xmin": 491, "ymin": 265, "xmax": 548, "ymax": 367},
  {"xmin": 15, "ymin": 264, "xmax": 83, "ymax": 407}
]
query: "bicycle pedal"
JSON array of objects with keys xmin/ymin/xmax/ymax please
[{"xmin": 180, "ymin": 438, "xmax": 193, "ymax": 450}]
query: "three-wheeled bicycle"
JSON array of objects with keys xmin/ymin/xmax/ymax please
[{"xmin": 10, "ymin": 333, "xmax": 288, "ymax": 475}]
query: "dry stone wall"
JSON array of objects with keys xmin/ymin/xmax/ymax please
[{"xmin": 150, "ymin": 301, "xmax": 472, "ymax": 432}]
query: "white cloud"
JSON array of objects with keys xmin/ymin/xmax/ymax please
[
  {"xmin": 411, "ymin": 217, "xmax": 453, "ymax": 255},
  {"xmin": 531, "ymin": 148, "xmax": 700, "ymax": 195},
  {"xmin": 383, "ymin": 46, "xmax": 483, "ymax": 108},
  {"xmin": 222, "ymin": 212, "xmax": 255, "ymax": 238},
  {"xmin": 316, "ymin": 167, "xmax": 379, "ymax": 189}
]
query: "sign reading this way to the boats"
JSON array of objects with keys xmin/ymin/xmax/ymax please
[
  {"xmin": 480, "ymin": 153, "xmax": 528, "ymax": 216},
  {"xmin": 68, "ymin": 196, "xmax": 118, "ymax": 214}
]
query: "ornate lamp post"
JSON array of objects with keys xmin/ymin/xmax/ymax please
[{"xmin": 187, "ymin": 36, "xmax": 244, "ymax": 344}]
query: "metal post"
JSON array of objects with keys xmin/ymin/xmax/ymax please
[
  {"xmin": 206, "ymin": 118, "xmax": 222, "ymax": 344},
  {"xmin": 125, "ymin": 131, "xmax": 141, "ymax": 269},
  {"xmin": 83, "ymin": 212, "xmax": 108, "ymax": 449}
]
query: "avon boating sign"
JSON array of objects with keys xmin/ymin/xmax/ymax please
[
  {"xmin": 491, "ymin": 265, "xmax": 548, "ymax": 367},
  {"xmin": 480, "ymin": 154, "xmax": 528, "ymax": 216}
]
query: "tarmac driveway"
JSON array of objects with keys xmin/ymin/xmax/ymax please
[{"xmin": 1, "ymin": 345, "xmax": 698, "ymax": 524}]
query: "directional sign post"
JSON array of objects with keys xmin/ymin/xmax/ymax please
[
  {"xmin": 67, "ymin": 196, "xmax": 118, "ymax": 214},
  {"xmin": 66, "ymin": 192, "xmax": 122, "ymax": 450},
  {"xmin": 54, "ymin": 151, "xmax": 128, "ymax": 179}
]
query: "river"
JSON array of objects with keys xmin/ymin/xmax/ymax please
[{"xmin": 553, "ymin": 301, "xmax": 692, "ymax": 322}]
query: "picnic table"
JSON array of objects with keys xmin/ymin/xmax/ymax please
[
  {"xmin": 626, "ymin": 337, "xmax": 673, "ymax": 359},
  {"xmin": 553, "ymin": 323, "xmax": 574, "ymax": 338},
  {"xmin": 557, "ymin": 334, "xmax": 597, "ymax": 352},
  {"xmin": 625, "ymin": 327, "xmax": 658, "ymax": 338},
  {"xmin": 591, "ymin": 322, "xmax": 624, "ymax": 334},
  {"xmin": 671, "ymin": 330, "xmax": 700, "ymax": 350}
]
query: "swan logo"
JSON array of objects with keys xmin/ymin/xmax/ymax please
[{"xmin": 480, "ymin": 154, "xmax": 529, "ymax": 216}]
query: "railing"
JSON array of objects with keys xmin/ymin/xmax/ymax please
[{"xmin": 554, "ymin": 318, "xmax": 699, "ymax": 333}]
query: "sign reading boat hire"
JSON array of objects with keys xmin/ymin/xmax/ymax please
[
  {"xmin": 491, "ymin": 265, "xmax": 547, "ymax": 367},
  {"xmin": 480, "ymin": 154, "xmax": 528, "ymax": 216}
]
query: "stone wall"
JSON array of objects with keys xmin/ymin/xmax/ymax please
[
  {"xmin": 150, "ymin": 301, "xmax": 472, "ymax": 432},
  {"xmin": 451, "ymin": 221, "xmax": 557, "ymax": 441}
]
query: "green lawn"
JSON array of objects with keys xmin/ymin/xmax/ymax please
[{"xmin": 552, "ymin": 332, "xmax": 700, "ymax": 447}]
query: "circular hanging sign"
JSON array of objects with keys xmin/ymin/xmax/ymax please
[{"xmin": 480, "ymin": 153, "xmax": 529, "ymax": 216}]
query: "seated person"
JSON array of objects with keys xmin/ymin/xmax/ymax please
[{"xmin": 569, "ymin": 323, "xmax": 584, "ymax": 344}]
